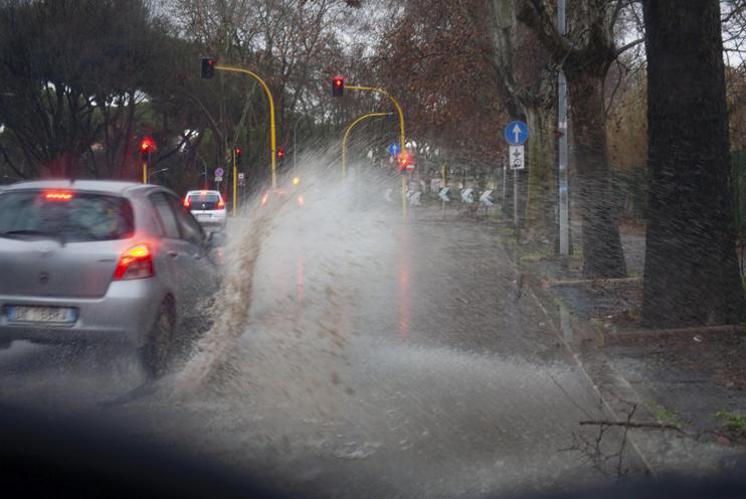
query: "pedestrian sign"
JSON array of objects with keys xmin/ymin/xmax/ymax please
[{"xmin": 504, "ymin": 120, "xmax": 528, "ymax": 145}]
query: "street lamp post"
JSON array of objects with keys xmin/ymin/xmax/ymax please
[{"xmin": 557, "ymin": 0, "xmax": 570, "ymax": 256}]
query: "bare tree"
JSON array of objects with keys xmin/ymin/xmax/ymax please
[
  {"xmin": 642, "ymin": 0, "xmax": 746, "ymax": 327},
  {"xmin": 505, "ymin": 0, "xmax": 645, "ymax": 278}
]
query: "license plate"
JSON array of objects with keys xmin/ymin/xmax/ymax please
[
  {"xmin": 197, "ymin": 214, "xmax": 211, "ymax": 220},
  {"xmin": 6, "ymin": 306, "xmax": 77, "ymax": 324}
]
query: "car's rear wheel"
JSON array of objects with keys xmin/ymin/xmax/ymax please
[{"xmin": 140, "ymin": 299, "xmax": 175, "ymax": 380}]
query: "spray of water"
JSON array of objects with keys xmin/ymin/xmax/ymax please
[{"xmin": 162, "ymin": 151, "xmax": 399, "ymax": 414}]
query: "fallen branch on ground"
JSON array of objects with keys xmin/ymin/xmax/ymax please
[{"xmin": 579, "ymin": 420, "xmax": 681, "ymax": 431}]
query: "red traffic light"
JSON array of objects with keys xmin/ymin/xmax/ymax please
[
  {"xmin": 397, "ymin": 151, "xmax": 414, "ymax": 171},
  {"xmin": 201, "ymin": 58, "xmax": 217, "ymax": 79},
  {"xmin": 234, "ymin": 146, "xmax": 242, "ymax": 157},
  {"xmin": 277, "ymin": 148, "xmax": 285, "ymax": 159},
  {"xmin": 331, "ymin": 75, "xmax": 345, "ymax": 97},
  {"xmin": 140, "ymin": 136, "xmax": 156, "ymax": 154}
]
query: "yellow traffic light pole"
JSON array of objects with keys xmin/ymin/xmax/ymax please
[
  {"xmin": 215, "ymin": 64, "xmax": 278, "ymax": 189},
  {"xmin": 342, "ymin": 112, "xmax": 392, "ymax": 177},
  {"xmin": 346, "ymin": 85, "xmax": 408, "ymax": 220}
]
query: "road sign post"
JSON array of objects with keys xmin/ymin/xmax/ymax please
[
  {"xmin": 509, "ymin": 145, "xmax": 525, "ymax": 170},
  {"xmin": 504, "ymin": 120, "xmax": 528, "ymax": 146},
  {"xmin": 504, "ymin": 121, "xmax": 528, "ymax": 229}
]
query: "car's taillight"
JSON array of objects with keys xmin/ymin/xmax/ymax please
[
  {"xmin": 43, "ymin": 190, "xmax": 74, "ymax": 201},
  {"xmin": 113, "ymin": 243, "xmax": 154, "ymax": 280},
  {"xmin": 217, "ymin": 198, "xmax": 225, "ymax": 209},
  {"xmin": 183, "ymin": 197, "xmax": 191, "ymax": 208}
]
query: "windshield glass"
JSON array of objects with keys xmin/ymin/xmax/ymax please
[
  {"xmin": 2, "ymin": 0, "xmax": 746, "ymax": 497},
  {"xmin": 188, "ymin": 193, "xmax": 220, "ymax": 210},
  {"xmin": 0, "ymin": 191, "xmax": 134, "ymax": 242}
]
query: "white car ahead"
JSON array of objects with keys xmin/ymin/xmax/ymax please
[{"xmin": 184, "ymin": 190, "xmax": 226, "ymax": 228}]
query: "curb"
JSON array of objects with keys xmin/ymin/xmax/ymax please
[
  {"xmin": 549, "ymin": 277, "xmax": 641, "ymax": 288},
  {"xmin": 498, "ymin": 235, "xmax": 660, "ymax": 475},
  {"xmin": 601, "ymin": 324, "xmax": 745, "ymax": 346}
]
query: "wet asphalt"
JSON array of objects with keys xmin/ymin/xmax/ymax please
[{"xmin": 0, "ymin": 201, "xmax": 643, "ymax": 498}]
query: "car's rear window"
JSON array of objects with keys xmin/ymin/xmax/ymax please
[
  {"xmin": 188, "ymin": 193, "xmax": 221, "ymax": 210},
  {"xmin": 0, "ymin": 190, "xmax": 134, "ymax": 242}
]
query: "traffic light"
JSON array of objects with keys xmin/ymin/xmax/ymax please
[
  {"xmin": 201, "ymin": 58, "xmax": 216, "ymax": 79},
  {"xmin": 277, "ymin": 148, "xmax": 285, "ymax": 159},
  {"xmin": 234, "ymin": 146, "xmax": 242, "ymax": 164},
  {"xmin": 331, "ymin": 76, "xmax": 345, "ymax": 97},
  {"xmin": 140, "ymin": 136, "xmax": 155, "ymax": 155},
  {"xmin": 397, "ymin": 151, "xmax": 414, "ymax": 171}
]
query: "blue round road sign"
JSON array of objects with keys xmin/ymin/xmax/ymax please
[{"xmin": 504, "ymin": 120, "xmax": 529, "ymax": 145}]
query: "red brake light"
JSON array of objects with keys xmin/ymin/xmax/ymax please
[
  {"xmin": 43, "ymin": 190, "xmax": 74, "ymax": 201},
  {"xmin": 183, "ymin": 197, "xmax": 191, "ymax": 208},
  {"xmin": 217, "ymin": 198, "xmax": 225, "ymax": 209},
  {"xmin": 113, "ymin": 243, "xmax": 154, "ymax": 280}
]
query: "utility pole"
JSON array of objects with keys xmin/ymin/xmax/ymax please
[{"xmin": 557, "ymin": 0, "xmax": 570, "ymax": 257}]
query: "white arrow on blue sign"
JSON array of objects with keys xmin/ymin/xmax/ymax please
[
  {"xmin": 504, "ymin": 120, "xmax": 528, "ymax": 145},
  {"xmin": 388, "ymin": 143, "xmax": 401, "ymax": 156}
]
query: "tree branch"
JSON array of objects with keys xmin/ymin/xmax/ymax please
[
  {"xmin": 615, "ymin": 37, "xmax": 645, "ymax": 57},
  {"xmin": 516, "ymin": 0, "xmax": 575, "ymax": 64}
]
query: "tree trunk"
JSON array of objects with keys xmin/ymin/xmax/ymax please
[
  {"xmin": 568, "ymin": 71, "xmax": 627, "ymax": 278},
  {"xmin": 642, "ymin": 0, "xmax": 746, "ymax": 327},
  {"xmin": 525, "ymin": 106, "xmax": 558, "ymax": 245}
]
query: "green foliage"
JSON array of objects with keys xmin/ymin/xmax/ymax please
[
  {"xmin": 714, "ymin": 410, "xmax": 746, "ymax": 438},
  {"xmin": 649, "ymin": 402, "xmax": 683, "ymax": 427},
  {"xmin": 0, "ymin": 0, "xmax": 174, "ymax": 178}
]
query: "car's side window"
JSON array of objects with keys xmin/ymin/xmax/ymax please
[
  {"xmin": 149, "ymin": 193, "xmax": 180, "ymax": 239},
  {"xmin": 167, "ymin": 194, "xmax": 205, "ymax": 246}
]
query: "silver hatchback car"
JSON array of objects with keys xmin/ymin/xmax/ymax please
[{"xmin": 0, "ymin": 180, "xmax": 220, "ymax": 377}]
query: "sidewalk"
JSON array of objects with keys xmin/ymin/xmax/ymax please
[{"xmin": 499, "ymin": 220, "xmax": 746, "ymax": 476}]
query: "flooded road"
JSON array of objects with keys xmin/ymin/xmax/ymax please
[{"xmin": 0, "ymin": 174, "xmax": 642, "ymax": 498}]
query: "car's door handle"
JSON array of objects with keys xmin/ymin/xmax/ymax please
[
  {"xmin": 193, "ymin": 254, "xmax": 203, "ymax": 260},
  {"xmin": 167, "ymin": 250, "xmax": 178, "ymax": 258}
]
